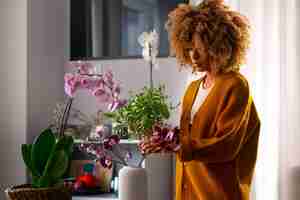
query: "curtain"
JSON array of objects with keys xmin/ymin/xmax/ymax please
[
  {"xmin": 238, "ymin": 0, "xmax": 299, "ymax": 199},
  {"xmin": 189, "ymin": 0, "xmax": 300, "ymax": 199}
]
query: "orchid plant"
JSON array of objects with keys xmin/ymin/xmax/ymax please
[
  {"xmin": 102, "ymin": 30, "xmax": 180, "ymax": 167},
  {"xmin": 55, "ymin": 61, "xmax": 136, "ymax": 169},
  {"xmin": 138, "ymin": 29, "xmax": 159, "ymax": 88},
  {"xmin": 137, "ymin": 30, "xmax": 181, "ymax": 158},
  {"xmin": 56, "ymin": 61, "xmax": 126, "ymax": 138}
]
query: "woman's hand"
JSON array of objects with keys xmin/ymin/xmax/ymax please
[
  {"xmin": 138, "ymin": 126, "xmax": 181, "ymax": 155},
  {"xmin": 139, "ymin": 137, "xmax": 181, "ymax": 155}
]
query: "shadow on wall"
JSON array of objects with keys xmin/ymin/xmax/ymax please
[{"xmin": 289, "ymin": 167, "xmax": 300, "ymax": 200}]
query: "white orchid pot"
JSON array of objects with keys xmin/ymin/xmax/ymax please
[{"xmin": 118, "ymin": 166, "xmax": 148, "ymax": 200}]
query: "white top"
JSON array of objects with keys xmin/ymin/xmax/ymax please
[{"xmin": 190, "ymin": 83, "xmax": 213, "ymax": 120}]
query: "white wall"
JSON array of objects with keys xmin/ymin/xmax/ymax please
[
  {"xmin": 0, "ymin": 1, "xmax": 27, "ymax": 199},
  {"xmin": 0, "ymin": 1, "xmax": 68, "ymax": 199},
  {"xmin": 27, "ymin": 0, "xmax": 68, "ymax": 143},
  {"xmin": 71, "ymin": 58, "xmax": 190, "ymax": 126}
]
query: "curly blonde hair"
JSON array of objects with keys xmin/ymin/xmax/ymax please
[{"xmin": 166, "ymin": 0, "xmax": 250, "ymax": 72}]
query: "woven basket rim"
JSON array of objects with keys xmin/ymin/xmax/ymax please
[{"xmin": 5, "ymin": 184, "xmax": 66, "ymax": 194}]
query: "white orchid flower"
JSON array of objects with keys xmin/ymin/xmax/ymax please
[{"xmin": 138, "ymin": 30, "xmax": 159, "ymax": 68}]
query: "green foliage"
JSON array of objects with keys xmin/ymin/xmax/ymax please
[
  {"xmin": 21, "ymin": 129, "xmax": 74, "ymax": 188},
  {"xmin": 105, "ymin": 86, "xmax": 173, "ymax": 138},
  {"xmin": 31, "ymin": 129, "xmax": 56, "ymax": 176}
]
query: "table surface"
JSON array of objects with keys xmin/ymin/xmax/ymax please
[{"xmin": 72, "ymin": 194, "xmax": 118, "ymax": 200}]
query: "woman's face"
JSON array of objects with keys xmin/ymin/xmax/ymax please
[{"xmin": 188, "ymin": 34, "xmax": 210, "ymax": 72}]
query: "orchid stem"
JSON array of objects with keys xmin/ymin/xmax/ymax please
[
  {"xmin": 59, "ymin": 98, "xmax": 73, "ymax": 138},
  {"xmin": 149, "ymin": 45, "xmax": 153, "ymax": 89},
  {"xmin": 62, "ymin": 98, "xmax": 73, "ymax": 137}
]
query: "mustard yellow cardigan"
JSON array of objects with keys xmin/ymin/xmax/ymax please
[{"xmin": 176, "ymin": 71, "xmax": 260, "ymax": 200}]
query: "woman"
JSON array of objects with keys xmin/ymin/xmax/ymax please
[{"xmin": 166, "ymin": 0, "xmax": 261, "ymax": 199}]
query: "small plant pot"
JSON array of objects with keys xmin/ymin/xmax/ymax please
[{"xmin": 5, "ymin": 184, "xmax": 71, "ymax": 200}]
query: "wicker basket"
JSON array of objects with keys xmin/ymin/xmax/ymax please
[{"xmin": 5, "ymin": 184, "xmax": 71, "ymax": 200}]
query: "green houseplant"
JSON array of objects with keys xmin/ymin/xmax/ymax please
[
  {"xmin": 5, "ymin": 128, "xmax": 74, "ymax": 200},
  {"xmin": 106, "ymin": 30, "xmax": 174, "ymax": 140},
  {"xmin": 105, "ymin": 86, "xmax": 172, "ymax": 139}
]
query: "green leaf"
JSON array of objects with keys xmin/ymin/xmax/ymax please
[
  {"xmin": 31, "ymin": 176, "xmax": 40, "ymax": 188},
  {"xmin": 22, "ymin": 144, "xmax": 39, "ymax": 177},
  {"xmin": 37, "ymin": 176, "xmax": 52, "ymax": 188},
  {"xmin": 43, "ymin": 150, "xmax": 69, "ymax": 181},
  {"xmin": 31, "ymin": 129, "xmax": 56, "ymax": 176},
  {"xmin": 55, "ymin": 136, "xmax": 74, "ymax": 156},
  {"xmin": 104, "ymin": 112, "xmax": 117, "ymax": 118}
]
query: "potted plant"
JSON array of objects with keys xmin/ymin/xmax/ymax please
[
  {"xmin": 106, "ymin": 30, "xmax": 176, "ymax": 140},
  {"xmin": 5, "ymin": 62, "xmax": 125, "ymax": 200},
  {"xmin": 5, "ymin": 129, "xmax": 74, "ymax": 200},
  {"xmin": 105, "ymin": 85, "xmax": 172, "ymax": 140}
]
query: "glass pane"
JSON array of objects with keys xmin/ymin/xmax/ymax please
[{"xmin": 70, "ymin": 0, "xmax": 182, "ymax": 60}]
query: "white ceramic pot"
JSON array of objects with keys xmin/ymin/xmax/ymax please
[
  {"xmin": 119, "ymin": 166, "xmax": 148, "ymax": 200},
  {"xmin": 145, "ymin": 153, "xmax": 174, "ymax": 200}
]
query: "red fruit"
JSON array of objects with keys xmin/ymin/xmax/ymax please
[{"xmin": 77, "ymin": 174, "xmax": 97, "ymax": 188}]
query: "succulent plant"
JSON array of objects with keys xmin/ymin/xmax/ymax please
[{"xmin": 21, "ymin": 129, "xmax": 74, "ymax": 188}]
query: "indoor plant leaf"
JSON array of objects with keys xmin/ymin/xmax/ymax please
[
  {"xmin": 21, "ymin": 144, "xmax": 39, "ymax": 177},
  {"xmin": 31, "ymin": 129, "xmax": 56, "ymax": 176},
  {"xmin": 31, "ymin": 176, "xmax": 40, "ymax": 188},
  {"xmin": 42, "ymin": 149, "xmax": 69, "ymax": 184},
  {"xmin": 55, "ymin": 135, "xmax": 74, "ymax": 156}
]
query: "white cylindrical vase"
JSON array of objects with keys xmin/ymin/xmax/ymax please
[
  {"xmin": 145, "ymin": 153, "xmax": 174, "ymax": 200},
  {"xmin": 119, "ymin": 166, "xmax": 148, "ymax": 200}
]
